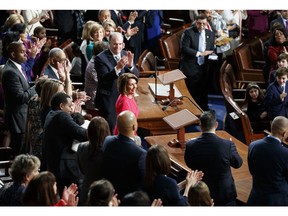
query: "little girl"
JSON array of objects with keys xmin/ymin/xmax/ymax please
[{"xmin": 244, "ymin": 82, "xmax": 267, "ymax": 122}]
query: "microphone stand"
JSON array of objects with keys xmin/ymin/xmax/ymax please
[
  {"xmin": 162, "ymin": 95, "xmax": 204, "ymax": 113},
  {"xmin": 154, "ymin": 56, "xmax": 167, "ymax": 104}
]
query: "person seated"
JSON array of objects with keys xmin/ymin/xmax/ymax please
[
  {"xmin": 269, "ymin": 52, "xmax": 288, "ymax": 84},
  {"xmin": 120, "ymin": 190, "xmax": 162, "ymax": 206},
  {"xmin": 0, "ymin": 154, "xmax": 40, "ymax": 206},
  {"xmin": 187, "ymin": 181, "xmax": 214, "ymax": 206},
  {"xmin": 86, "ymin": 179, "xmax": 119, "ymax": 206},
  {"xmin": 244, "ymin": 82, "xmax": 269, "ymax": 132},
  {"xmin": 22, "ymin": 171, "xmax": 78, "ymax": 206}
]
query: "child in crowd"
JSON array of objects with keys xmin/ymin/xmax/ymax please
[
  {"xmin": 264, "ymin": 67, "xmax": 288, "ymax": 120},
  {"xmin": 269, "ymin": 52, "xmax": 288, "ymax": 84},
  {"xmin": 244, "ymin": 82, "xmax": 268, "ymax": 122}
]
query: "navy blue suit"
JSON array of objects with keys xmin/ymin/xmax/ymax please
[
  {"xmin": 94, "ymin": 49, "xmax": 139, "ymax": 132},
  {"xmin": 247, "ymin": 136, "xmax": 288, "ymax": 206},
  {"xmin": 264, "ymin": 80, "xmax": 288, "ymax": 120},
  {"xmin": 102, "ymin": 134, "xmax": 146, "ymax": 199},
  {"xmin": 184, "ymin": 133, "xmax": 243, "ymax": 206},
  {"xmin": 145, "ymin": 174, "xmax": 188, "ymax": 206},
  {"xmin": 179, "ymin": 25, "xmax": 215, "ymax": 111},
  {"xmin": 42, "ymin": 65, "xmax": 59, "ymax": 80}
]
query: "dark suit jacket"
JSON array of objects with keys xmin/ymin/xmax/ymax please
[
  {"xmin": 76, "ymin": 142, "xmax": 105, "ymax": 205},
  {"xmin": 264, "ymin": 80, "xmax": 288, "ymax": 120},
  {"xmin": 2, "ymin": 59, "xmax": 36, "ymax": 133},
  {"xmin": 145, "ymin": 174, "xmax": 188, "ymax": 206},
  {"xmin": 247, "ymin": 136, "xmax": 288, "ymax": 206},
  {"xmin": 43, "ymin": 110, "xmax": 87, "ymax": 185},
  {"xmin": 94, "ymin": 49, "xmax": 139, "ymax": 131},
  {"xmin": 43, "ymin": 65, "xmax": 59, "ymax": 80},
  {"xmin": 102, "ymin": 134, "xmax": 146, "ymax": 199},
  {"xmin": 270, "ymin": 17, "xmax": 286, "ymax": 32},
  {"xmin": 180, "ymin": 25, "xmax": 215, "ymax": 78},
  {"xmin": 184, "ymin": 133, "xmax": 243, "ymax": 205}
]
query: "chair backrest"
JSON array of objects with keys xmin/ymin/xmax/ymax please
[
  {"xmin": 219, "ymin": 60, "xmax": 237, "ymax": 99},
  {"xmin": 159, "ymin": 27, "xmax": 186, "ymax": 69},
  {"xmin": 248, "ymin": 38, "xmax": 264, "ymax": 62},
  {"xmin": 224, "ymin": 95, "xmax": 265, "ymax": 145},
  {"xmin": 137, "ymin": 49, "xmax": 155, "ymax": 71},
  {"xmin": 0, "ymin": 147, "xmax": 14, "ymax": 183}
]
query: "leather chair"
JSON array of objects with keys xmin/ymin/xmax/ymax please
[
  {"xmin": 233, "ymin": 43, "xmax": 265, "ymax": 82},
  {"xmin": 219, "ymin": 60, "xmax": 266, "ymax": 108},
  {"xmin": 159, "ymin": 26, "xmax": 189, "ymax": 70},
  {"xmin": 223, "ymin": 95, "xmax": 265, "ymax": 145}
]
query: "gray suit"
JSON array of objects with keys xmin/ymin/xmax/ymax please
[{"xmin": 2, "ymin": 59, "xmax": 36, "ymax": 154}]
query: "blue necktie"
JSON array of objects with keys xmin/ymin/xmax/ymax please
[{"xmin": 197, "ymin": 31, "xmax": 205, "ymax": 66}]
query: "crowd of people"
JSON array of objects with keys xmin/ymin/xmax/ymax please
[{"xmin": 0, "ymin": 9, "xmax": 287, "ymax": 207}]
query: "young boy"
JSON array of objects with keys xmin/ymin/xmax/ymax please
[
  {"xmin": 269, "ymin": 52, "xmax": 288, "ymax": 84},
  {"xmin": 265, "ymin": 67, "xmax": 288, "ymax": 120}
]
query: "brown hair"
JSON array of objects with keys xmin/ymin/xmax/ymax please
[
  {"xmin": 144, "ymin": 144, "xmax": 171, "ymax": 188},
  {"xmin": 188, "ymin": 181, "xmax": 213, "ymax": 206},
  {"xmin": 117, "ymin": 73, "xmax": 138, "ymax": 95},
  {"xmin": 22, "ymin": 171, "xmax": 58, "ymax": 206},
  {"xmin": 275, "ymin": 67, "xmax": 288, "ymax": 78},
  {"xmin": 40, "ymin": 78, "xmax": 64, "ymax": 110},
  {"xmin": 244, "ymin": 82, "xmax": 265, "ymax": 103},
  {"xmin": 87, "ymin": 116, "xmax": 110, "ymax": 157},
  {"xmin": 87, "ymin": 179, "xmax": 114, "ymax": 206}
]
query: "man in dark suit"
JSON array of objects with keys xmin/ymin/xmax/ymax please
[
  {"xmin": 247, "ymin": 116, "xmax": 288, "ymax": 206},
  {"xmin": 180, "ymin": 14, "xmax": 215, "ymax": 111},
  {"xmin": 94, "ymin": 32, "xmax": 139, "ymax": 133},
  {"xmin": 2, "ymin": 41, "xmax": 36, "ymax": 155},
  {"xmin": 264, "ymin": 68, "xmax": 288, "ymax": 120},
  {"xmin": 42, "ymin": 47, "xmax": 67, "ymax": 80},
  {"xmin": 270, "ymin": 10, "xmax": 288, "ymax": 33},
  {"xmin": 102, "ymin": 110, "xmax": 146, "ymax": 199},
  {"xmin": 43, "ymin": 92, "xmax": 87, "ymax": 195},
  {"xmin": 184, "ymin": 110, "xmax": 243, "ymax": 206}
]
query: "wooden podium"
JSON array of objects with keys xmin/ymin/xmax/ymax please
[
  {"xmin": 157, "ymin": 69, "xmax": 186, "ymax": 101},
  {"xmin": 163, "ymin": 109, "xmax": 199, "ymax": 148}
]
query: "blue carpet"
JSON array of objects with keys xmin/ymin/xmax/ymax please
[
  {"xmin": 208, "ymin": 94, "xmax": 226, "ymax": 130},
  {"xmin": 185, "ymin": 94, "xmax": 226, "ymax": 132}
]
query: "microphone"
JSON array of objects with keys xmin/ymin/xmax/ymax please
[
  {"xmin": 154, "ymin": 56, "xmax": 167, "ymax": 104},
  {"xmin": 162, "ymin": 96, "xmax": 184, "ymax": 111},
  {"xmin": 162, "ymin": 96, "xmax": 204, "ymax": 112}
]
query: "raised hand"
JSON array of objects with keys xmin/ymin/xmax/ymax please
[{"xmin": 62, "ymin": 183, "xmax": 78, "ymax": 204}]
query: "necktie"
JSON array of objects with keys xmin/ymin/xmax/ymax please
[
  {"xmin": 286, "ymin": 20, "xmax": 288, "ymax": 32},
  {"xmin": 197, "ymin": 31, "xmax": 205, "ymax": 66},
  {"xmin": 20, "ymin": 66, "xmax": 28, "ymax": 81},
  {"xmin": 114, "ymin": 55, "xmax": 120, "ymax": 62},
  {"xmin": 281, "ymin": 85, "xmax": 285, "ymax": 92}
]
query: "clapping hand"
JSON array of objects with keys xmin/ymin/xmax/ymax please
[{"xmin": 62, "ymin": 183, "xmax": 79, "ymax": 206}]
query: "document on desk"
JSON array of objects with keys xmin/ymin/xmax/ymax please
[{"xmin": 148, "ymin": 83, "xmax": 182, "ymax": 98}]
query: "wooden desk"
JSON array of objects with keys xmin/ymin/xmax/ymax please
[
  {"xmin": 136, "ymin": 78, "xmax": 203, "ymax": 135},
  {"xmin": 145, "ymin": 130, "xmax": 252, "ymax": 205}
]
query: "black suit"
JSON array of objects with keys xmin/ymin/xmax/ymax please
[
  {"xmin": 184, "ymin": 133, "xmax": 243, "ymax": 206},
  {"xmin": 2, "ymin": 59, "xmax": 36, "ymax": 154},
  {"xmin": 180, "ymin": 25, "xmax": 215, "ymax": 111},
  {"xmin": 247, "ymin": 136, "xmax": 288, "ymax": 206},
  {"xmin": 94, "ymin": 49, "xmax": 139, "ymax": 132},
  {"xmin": 103, "ymin": 134, "xmax": 147, "ymax": 199},
  {"xmin": 43, "ymin": 110, "xmax": 87, "ymax": 193}
]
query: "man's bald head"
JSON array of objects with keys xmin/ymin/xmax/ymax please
[
  {"xmin": 117, "ymin": 110, "xmax": 137, "ymax": 136},
  {"xmin": 271, "ymin": 116, "xmax": 288, "ymax": 140}
]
